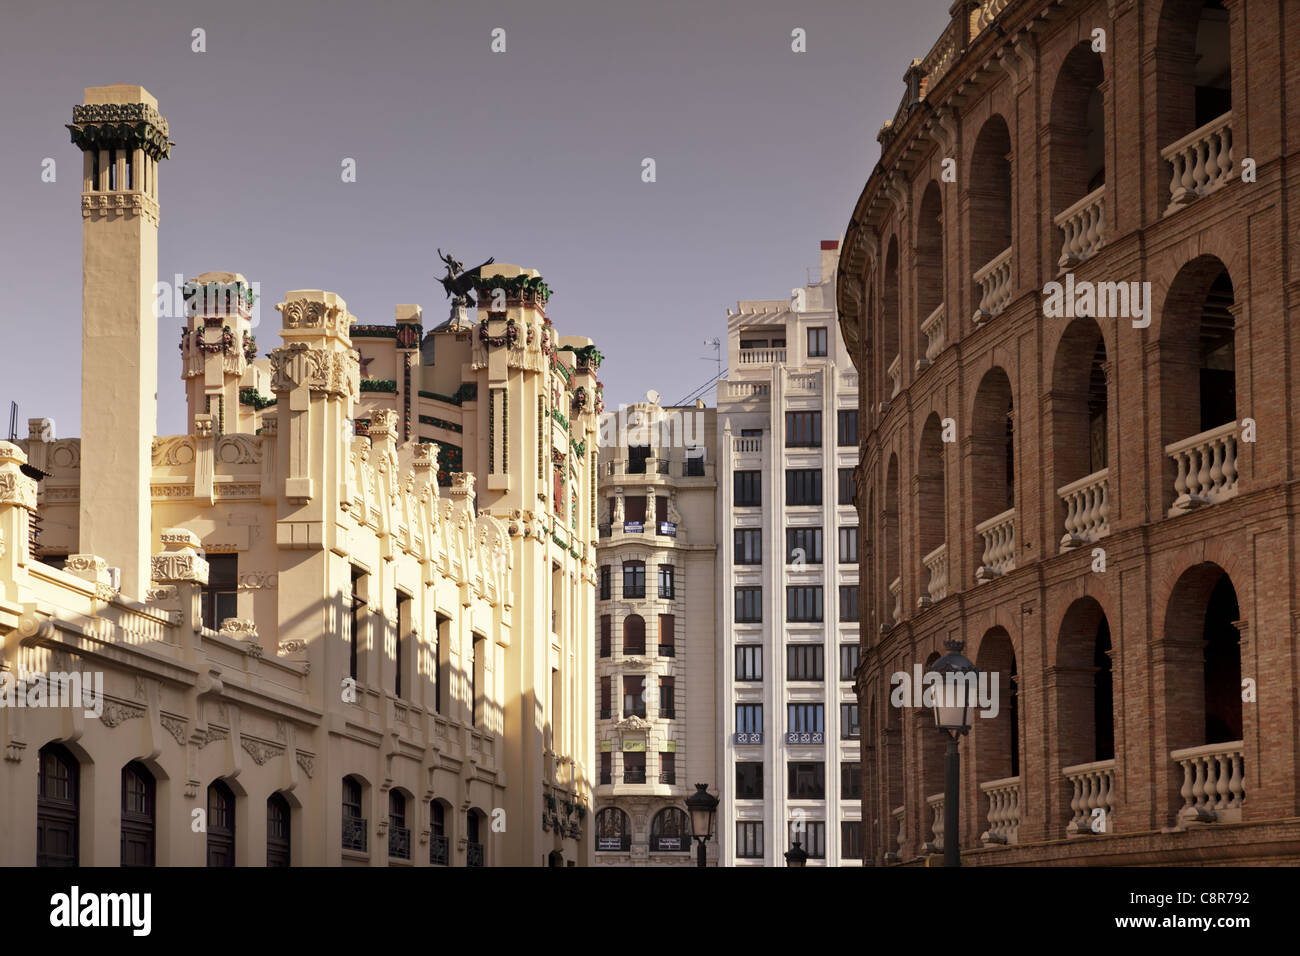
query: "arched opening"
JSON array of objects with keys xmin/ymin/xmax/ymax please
[
  {"xmin": 974, "ymin": 628, "xmax": 1020, "ymax": 843},
  {"xmin": 650, "ymin": 807, "xmax": 690, "ymax": 852},
  {"xmin": 266, "ymin": 792, "xmax": 291, "ymax": 867},
  {"xmin": 121, "ymin": 761, "xmax": 156, "ymax": 867},
  {"xmin": 1158, "ymin": 258, "xmax": 1237, "ymax": 514},
  {"xmin": 1051, "ymin": 318, "xmax": 1109, "ymax": 550},
  {"xmin": 622, "ymin": 613, "xmax": 646, "ymax": 656},
  {"xmin": 342, "ymin": 774, "xmax": 367, "ymax": 852},
  {"xmin": 916, "ymin": 182, "xmax": 944, "ymax": 363},
  {"xmin": 884, "ymin": 688, "xmax": 904, "ymax": 859},
  {"xmin": 388, "ymin": 790, "xmax": 411, "ymax": 860},
  {"xmin": 882, "ymin": 237, "xmax": 901, "ymax": 398},
  {"xmin": 37, "ymin": 742, "xmax": 79, "ymax": 867},
  {"xmin": 1049, "ymin": 43, "xmax": 1106, "ymax": 268},
  {"xmin": 595, "ymin": 806, "xmax": 631, "ymax": 852},
  {"xmin": 917, "ymin": 414, "xmax": 947, "ymax": 605},
  {"xmin": 466, "ymin": 808, "xmax": 485, "ymax": 867},
  {"xmin": 206, "ymin": 779, "xmax": 236, "ymax": 867},
  {"xmin": 884, "ymin": 455, "xmax": 900, "ymax": 624},
  {"xmin": 429, "ymin": 799, "xmax": 451, "ymax": 865},
  {"xmin": 971, "ymin": 368, "xmax": 1015, "ymax": 579},
  {"xmin": 919, "ymin": 650, "xmax": 947, "ymax": 852},
  {"xmin": 969, "ymin": 116, "xmax": 1013, "ymax": 321},
  {"xmin": 1056, "ymin": 597, "xmax": 1115, "ymax": 768}
]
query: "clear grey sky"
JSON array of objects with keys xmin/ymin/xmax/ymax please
[{"xmin": 0, "ymin": 0, "xmax": 950, "ymax": 436}]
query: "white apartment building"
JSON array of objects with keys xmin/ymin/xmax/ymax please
[{"xmin": 717, "ymin": 240, "xmax": 863, "ymax": 866}]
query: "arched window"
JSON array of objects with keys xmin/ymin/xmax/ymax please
[
  {"xmin": 1048, "ymin": 44, "xmax": 1106, "ymax": 268},
  {"xmin": 1050, "ymin": 318, "xmax": 1109, "ymax": 550},
  {"xmin": 595, "ymin": 807, "xmax": 631, "ymax": 852},
  {"xmin": 622, "ymin": 614, "xmax": 646, "ymax": 655},
  {"xmin": 917, "ymin": 414, "xmax": 947, "ymax": 605},
  {"xmin": 974, "ymin": 628, "xmax": 1020, "ymax": 837},
  {"xmin": 206, "ymin": 780, "xmax": 236, "ymax": 867},
  {"xmin": 650, "ymin": 807, "xmax": 690, "ymax": 852},
  {"xmin": 969, "ymin": 115, "xmax": 1014, "ymax": 323},
  {"xmin": 466, "ymin": 810, "xmax": 485, "ymax": 867},
  {"xmin": 342, "ymin": 775, "xmax": 366, "ymax": 852},
  {"xmin": 267, "ymin": 793, "xmax": 291, "ymax": 867},
  {"xmin": 882, "ymin": 237, "xmax": 901, "ymax": 398},
  {"xmin": 121, "ymin": 761, "xmax": 155, "ymax": 867},
  {"xmin": 37, "ymin": 743, "xmax": 79, "ymax": 866},
  {"xmin": 884, "ymin": 455, "xmax": 900, "ymax": 625},
  {"xmin": 389, "ymin": 791, "xmax": 410, "ymax": 860},
  {"xmin": 915, "ymin": 182, "xmax": 944, "ymax": 364},
  {"xmin": 430, "ymin": 800, "xmax": 449, "ymax": 866},
  {"xmin": 972, "ymin": 367, "xmax": 1015, "ymax": 580}
]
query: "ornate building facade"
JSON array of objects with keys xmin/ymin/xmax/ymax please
[
  {"xmin": 837, "ymin": 0, "xmax": 1300, "ymax": 864},
  {"xmin": 0, "ymin": 84, "xmax": 598, "ymax": 867},
  {"xmin": 592, "ymin": 398, "xmax": 719, "ymax": 865}
]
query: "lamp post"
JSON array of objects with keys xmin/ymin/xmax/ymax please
[
  {"xmin": 684, "ymin": 783, "xmax": 718, "ymax": 868},
  {"xmin": 784, "ymin": 839, "xmax": 809, "ymax": 868},
  {"xmin": 930, "ymin": 637, "xmax": 976, "ymax": 868}
]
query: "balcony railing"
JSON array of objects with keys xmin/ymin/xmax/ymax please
[
  {"xmin": 979, "ymin": 776, "xmax": 1022, "ymax": 846},
  {"xmin": 1063, "ymin": 758, "xmax": 1116, "ymax": 835},
  {"xmin": 737, "ymin": 348, "xmax": 786, "ymax": 366},
  {"xmin": 920, "ymin": 542, "xmax": 948, "ymax": 608},
  {"xmin": 429, "ymin": 833, "xmax": 449, "ymax": 865},
  {"xmin": 923, "ymin": 793, "xmax": 944, "ymax": 854},
  {"xmin": 1055, "ymin": 185, "xmax": 1107, "ymax": 269},
  {"xmin": 918, "ymin": 304, "xmax": 944, "ymax": 370},
  {"xmin": 599, "ymin": 708, "xmax": 612, "ymax": 720},
  {"xmin": 623, "ymin": 768, "xmax": 647, "ymax": 784},
  {"xmin": 1162, "ymin": 111, "xmax": 1234, "ymax": 215},
  {"xmin": 597, "ymin": 834, "xmax": 632, "ymax": 852},
  {"xmin": 389, "ymin": 825, "xmax": 411, "ymax": 860},
  {"xmin": 1166, "ymin": 422, "xmax": 1239, "ymax": 516},
  {"xmin": 975, "ymin": 507, "xmax": 1016, "ymax": 581},
  {"xmin": 658, "ymin": 644, "xmax": 675, "ymax": 657},
  {"xmin": 889, "ymin": 576, "xmax": 902, "ymax": 624},
  {"xmin": 733, "ymin": 436, "xmax": 762, "ymax": 454},
  {"xmin": 652, "ymin": 835, "xmax": 688, "ymax": 852},
  {"xmin": 887, "ymin": 805, "xmax": 905, "ymax": 863},
  {"xmin": 972, "ymin": 246, "xmax": 1013, "ymax": 326},
  {"xmin": 726, "ymin": 381, "xmax": 771, "ymax": 400},
  {"xmin": 1058, "ymin": 468, "xmax": 1110, "ymax": 551},
  {"xmin": 659, "ymin": 771, "xmax": 677, "ymax": 785},
  {"xmin": 1171, "ymin": 740, "xmax": 1244, "ymax": 824},
  {"xmin": 839, "ymin": 371, "xmax": 859, "ymax": 391},
  {"xmin": 660, "ymin": 708, "xmax": 676, "ymax": 719},
  {"xmin": 466, "ymin": 841, "xmax": 485, "ymax": 867},
  {"xmin": 342, "ymin": 816, "xmax": 367, "ymax": 853},
  {"xmin": 606, "ymin": 458, "xmax": 671, "ymax": 477},
  {"xmin": 788, "ymin": 370, "xmax": 823, "ymax": 394},
  {"xmin": 887, "ymin": 354, "xmax": 902, "ymax": 399}
]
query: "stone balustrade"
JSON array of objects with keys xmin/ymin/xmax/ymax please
[
  {"xmin": 1058, "ymin": 467, "xmax": 1110, "ymax": 551},
  {"xmin": 979, "ymin": 775, "xmax": 1022, "ymax": 845},
  {"xmin": 972, "ymin": 246, "xmax": 1013, "ymax": 326},
  {"xmin": 889, "ymin": 575, "xmax": 902, "ymax": 624},
  {"xmin": 975, "ymin": 507, "xmax": 1016, "ymax": 581},
  {"xmin": 737, "ymin": 348, "xmax": 786, "ymax": 366},
  {"xmin": 1063, "ymin": 758, "xmax": 1116, "ymax": 835},
  {"xmin": 888, "ymin": 804, "xmax": 905, "ymax": 862},
  {"xmin": 726, "ymin": 381, "xmax": 769, "ymax": 400},
  {"xmin": 1162, "ymin": 112, "xmax": 1234, "ymax": 215},
  {"xmin": 1055, "ymin": 185, "xmax": 1107, "ymax": 269},
  {"xmin": 1166, "ymin": 421, "xmax": 1239, "ymax": 516},
  {"xmin": 887, "ymin": 354, "xmax": 902, "ymax": 399},
  {"xmin": 920, "ymin": 542, "xmax": 948, "ymax": 607},
  {"xmin": 1171, "ymin": 740, "xmax": 1244, "ymax": 824},
  {"xmin": 732, "ymin": 436, "xmax": 762, "ymax": 454},
  {"xmin": 924, "ymin": 793, "xmax": 944, "ymax": 853},
  {"xmin": 788, "ymin": 370, "xmax": 822, "ymax": 394},
  {"xmin": 918, "ymin": 304, "xmax": 944, "ymax": 369}
]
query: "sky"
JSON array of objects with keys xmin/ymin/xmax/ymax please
[{"xmin": 0, "ymin": 0, "xmax": 952, "ymax": 437}]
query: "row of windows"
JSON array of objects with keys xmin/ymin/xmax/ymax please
[
  {"xmin": 599, "ymin": 563, "xmax": 675, "ymax": 600},
  {"xmin": 594, "ymin": 807, "xmax": 690, "ymax": 850},
  {"xmin": 781, "ymin": 410, "xmax": 859, "ymax": 448},
  {"xmin": 733, "ymin": 468, "xmax": 858, "ymax": 508},
  {"xmin": 600, "ymin": 674, "xmax": 676, "ymax": 719},
  {"xmin": 597, "ymin": 751, "xmax": 678, "ymax": 786},
  {"xmin": 598, "ymin": 613, "xmax": 675, "ymax": 657},
  {"xmin": 735, "ymin": 820, "xmax": 864, "ymax": 861},
  {"xmin": 733, "ymin": 703, "xmax": 861, "ymax": 739},
  {"xmin": 733, "ymin": 760, "xmax": 861, "ymax": 801},
  {"xmin": 734, "ymin": 586, "xmax": 860, "ymax": 623}
]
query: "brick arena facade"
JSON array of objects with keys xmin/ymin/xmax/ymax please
[{"xmin": 836, "ymin": 0, "xmax": 1300, "ymax": 864}]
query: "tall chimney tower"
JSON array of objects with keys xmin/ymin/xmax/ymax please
[{"xmin": 67, "ymin": 85, "xmax": 171, "ymax": 598}]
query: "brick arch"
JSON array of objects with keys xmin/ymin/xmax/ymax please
[
  {"xmin": 915, "ymin": 181, "xmax": 944, "ymax": 325},
  {"xmin": 967, "ymin": 114, "xmax": 1013, "ymax": 281},
  {"xmin": 969, "ymin": 366, "xmax": 1015, "ymax": 528},
  {"xmin": 1053, "ymin": 595, "xmax": 1115, "ymax": 768},
  {"xmin": 1047, "ymin": 41, "xmax": 1107, "ymax": 214},
  {"xmin": 881, "ymin": 235, "xmax": 901, "ymax": 375},
  {"xmin": 972, "ymin": 625, "xmax": 1019, "ymax": 786},
  {"xmin": 883, "ymin": 453, "xmax": 901, "ymax": 616},
  {"xmin": 916, "ymin": 412, "xmax": 946, "ymax": 562},
  {"xmin": 1047, "ymin": 315, "xmax": 1109, "ymax": 544}
]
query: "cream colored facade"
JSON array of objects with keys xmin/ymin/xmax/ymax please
[
  {"xmin": 592, "ymin": 400, "xmax": 719, "ymax": 865},
  {"xmin": 0, "ymin": 85, "xmax": 597, "ymax": 867}
]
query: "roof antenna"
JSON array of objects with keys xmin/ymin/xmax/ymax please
[{"xmin": 7, "ymin": 401, "xmax": 16, "ymax": 442}]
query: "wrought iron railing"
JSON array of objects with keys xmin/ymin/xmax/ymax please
[{"xmin": 341, "ymin": 816, "xmax": 367, "ymax": 852}]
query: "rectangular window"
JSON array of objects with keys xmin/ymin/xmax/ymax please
[
  {"xmin": 623, "ymin": 561, "xmax": 646, "ymax": 599},
  {"xmin": 685, "ymin": 447, "xmax": 705, "ymax": 477},
  {"xmin": 736, "ymin": 821, "xmax": 764, "ymax": 859},
  {"xmin": 470, "ymin": 634, "xmax": 485, "ymax": 728},
  {"xmin": 787, "ymin": 644, "xmax": 825, "ymax": 682},
  {"xmin": 790, "ymin": 821, "xmax": 826, "ymax": 859},
  {"xmin": 734, "ymin": 470, "xmax": 762, "ymax": 507},
  {"xmin": 659, "ymin": 751, "xmax": 676, "ymax": 785},
  {"xmin": 434, "ymin": 613, "xmax": 449, "ymax": 715},
  {"xmin": 600, "ymin": 615, "xmax": 611, "ymax": 658},
  {"xmin": 838, "ymin": 468, "xmax": 855, "ymax": 506},
  {"xmin": 807, "ymin": 327, "xmax": 828, "ymax": 358},
  {"xmin": 395, "ymin": 591, "xmax": 411, "ymax": 699},
  {"xmin": 735, "ymin": 645, "xmax": 763, "ymax": 682},
  {"xmin": 659, "ymin": 676, "xmax": 675, "ymax": 718},
  {"xmin": 840, "ymin": 644, "xmax": 861, "ymax": 682},
  {"xmin": 786, "ymin": 586, "xmax": 824, "ymax": 622},
  {"xmin": 839, "ymin": 585, "xmax": 860, "ymax": 623},
  {"xmin": 785, "ymin": 411, "xmax": 822, "ymax": 447},
  {"xmin": 624, "ymin": 495, "xmax": 647, "ymax": 524},
  {"xmin": 623, "ymin": 675, "xmax": 646, "ymax": 719},
  {"xmin": 599, "ymin": 751, "xmax": 612, "ymax": 786},
  {"xmin": 787, "ymin": 762, "xmax": 825, "ymax": 800},
  {"xmin": 734, "ymin": 586, "xmax": 763, "ymax": 623},
  {"xmin": 837, "ymin": 409, "xmax": 859, "ymax": 446},
  {"xmin": 347, "ymin": 566, "xmax": 364, "ymax": 683},
  {"xmin": 786, "ymin": 469, "xmax": 823, "ymax": 506},
  {"xmin": 785, "ymin": 527, "xmax": 823, "ymax": 564},
  {"xmin": 658, "ymin": 564, "xmax": 675, "ymax": 599},
  {"xmin": 202, "ymin": 554, "xmax": 239, "ymax": 632},
  {"xmin": 735, "ymin": 762, "xmax": 764, "ymax": 799},
  {"xmin": 623, "ymin": 615, "xmax": 645, "ymax": 655},
  {"xmin": 787, "ymin": 703, "xmax": 824, "ymax": 735},
  {"xmin": 734, "ymin": 528, "xmax": 763, "ymax": 565},
  {"xmin": 841, "ymin": 761, "xmax": 863, "ymax": 798},
  {"xmin": 735, "ymin": 703, "xmax": 763, "ymax": 735},
  {"xmin": 841, "ymin": 820, "xmax": 863, "ymax": 861},
  {"xmin": 599, "ymin": 566, "xmax": 611, "ymax": 601},
  {"xmin": 623, "ymin": 750, "xmax": 646, "ymax": 784},
  {"xmin": 839, "ymin": 527, "xmax": 859, "ymax": 564},
  {"xmin": 841, "ymin": 703, "xmax": 861, "ymax": 740},
  {"xmin": 600, "ymin": 676, "xmax": 611, "ymax": 720},
  {"xmin": 658, "ymin": 614, "xmax": 675, "ymax": 656}
]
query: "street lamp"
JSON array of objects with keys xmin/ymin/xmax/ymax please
[
  {"xmin": 784, "ymin": 839, "xmax": 808, "ymax": 868},
  {"xmin": 685, "ymin": 783, "xmax": 718, "ymax": 868},
  {"xmin": 930, "ymin": 637, "xmax": 977, "ymax": 867}
]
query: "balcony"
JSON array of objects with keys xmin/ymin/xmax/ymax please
[
  {"xmin": 1058, "ymin": 468, "xmax": 1110, "ymax": 551},
  {"xmin": 733, "ymin": 436, "xmax": 762, "ymax": 454},
  {"xmin": 1063, "ymin": 758, "xmax": 1115, "ymax": 835},
  {"xmin": 972, "ymin": 246, "xmax": 1013, "ymax": 327},
  {"xmin": 606, "ymin": 458, "xmax": 671, "ymax": 477},
  {"xmin": 658, "ymin": 644, "xmax": 675, "ymax": 657},
  {"xmin": 597, "ymin": 834, "xmax": 632, "ymax": 852},
  {"xmin": 726, "ymin": 381, "xmax": 771, "ymax": 400},
  {"xmin": 788, "ymin": 370, "xmax": 822, "ymax": 394},
  {"xmin": 467, "ymin": 841, "xmax": 485, "ymax": 868},
  {"xmin": 738, "ymin": 348, "xmax": 786, "ymax": 366},
  {"xmin": 1162, "ymin": 112, "xmax": 1234, "ymax": 216},
  {"xmin": 923, "ymin": 793, "xmax": 944, "ymax": 854},
  {"xmin": 659, "ymin": 771, "xmax": 677, "ymax": 785},
  {"xmin": 889, "ymin": 576, "xmax": 902, "ymax": 625},
  {"xmin": 623, "ymin": 768, "xmax": 647, "ymax": 784},
  {"xmin": 1054, "ymin": 185, "xmax": 1107, "ymax": 270},
  {"xmin": 429, "ymin": 833, "xmax": 449, "ymax": 865},
  {"xmin": 975, "ymin": 507, "xmax": 1016, "ymax": 581},
  {"xmin": 341, "ymin": 816, "xmax": 367, "ymax": 853},
  {"xmin": 389, "ymin": 825, "xmax": 411, "ymax": 860},
  {"xmin": 917, "ymin": 304, "xmax": 944, "ymax": 370},
  {"xmin": 1171, "ymin": 740, "xmax": 1244, "ymax": 824},
  {"xmin": 887, "ymin": 354, "xmax": 902, "ymax": 399},
  {"xmin": 1166, "ymin": 422, "xmax": 1239, "ymax": 516},
  {"xmin": 919, "ymin": 542, "xmax": 948, "ymax": 608},
  {"xmin": 979, "ymin": 775, "xmax": 1022, "ymax": 846}
]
